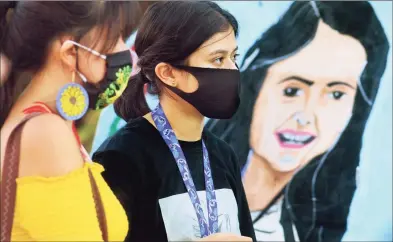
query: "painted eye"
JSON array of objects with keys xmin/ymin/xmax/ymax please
[
  {"xmin": 283, "ymin": 87, "xmax": 303, "ymax": 97},
  {"xmin": 329, "ymin": 91, "xmax": 346, "ymax": 100}
]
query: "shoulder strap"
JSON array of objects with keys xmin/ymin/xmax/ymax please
[
  {"xmin": 89, "ymin": 170, "xmax": 108, "ymax": 242},
  {"xmin": 1, "ymin": 113, "xmax": 41, "ymax": 242},
  {"xmin": 0, "ymin": 113, "xmax": 108, "ymax": 242}
]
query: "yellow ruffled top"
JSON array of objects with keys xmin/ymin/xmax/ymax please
[{"xmin": 11, "ymin": 162, "xmax": 128, "ymax": 241}]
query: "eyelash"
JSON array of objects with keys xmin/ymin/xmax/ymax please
[
  {"xmin": 213, "ymin": 54, "xmax": 240, "ymax": 64},
  {"xmin": 283, "ymin": 87, "xmax": 347, "ymax": 101},
  {"xmin": 213, "ymin": 57, "xmax": 224, "ymax": 64}
]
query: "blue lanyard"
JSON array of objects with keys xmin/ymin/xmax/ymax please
[{"xmin": 152, "ymin": 104, "xmax": 218, "ymax": 237}]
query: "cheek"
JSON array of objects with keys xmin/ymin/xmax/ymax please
[
  {"xmin": 321, "ymin": 98, "xmax": 354, "ymax": 130},
  {"xmin": 80, "ymin": 57, "xmax": 106, "ymax": 84},
  {"xmin": 250, "ymin": 88, "xmax": 279, "ymax": 148},
  {"xmin": 315, "ymin": 98, "xmax": 355, "ymax": 149},
  {"xmin": 90, "ymin": 60, "xmax": 106, "ymax": 84}
]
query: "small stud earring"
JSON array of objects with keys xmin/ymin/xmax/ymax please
[{"xmin": 172, "ymin": 80, "xmax": 177, "ymax": 87}]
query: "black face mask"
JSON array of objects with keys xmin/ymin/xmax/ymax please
[
  {"xmin": 82, "ymin": 50, "xmax": 133, "ymax": 110},
  {"xmin": 164, "ymin": 65, "xmax": 241, "ymax": 119}
]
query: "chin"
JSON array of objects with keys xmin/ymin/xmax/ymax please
[
  {"xmin": 267, "ymin": 155, "xmax": 302, "ymax": 173},
  {"xmin": 272, "ymin": 163, "xmax": 300, "ymax": 173}
]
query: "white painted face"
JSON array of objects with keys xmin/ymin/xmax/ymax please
[{"xmin": 250, "ymin": 21, "xmax": 367, "ymax": 172}]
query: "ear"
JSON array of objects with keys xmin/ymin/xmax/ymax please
[
  {"xmin": 155, "ymin": 62, "xmax": 177, "ymax": 87},
  {"xmin": 59, "ymin": 39, "xmax": 77, "ymax": 72}
]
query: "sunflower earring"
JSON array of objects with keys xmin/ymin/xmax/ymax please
[{"xmin": 56, "ymin": 71, "xmax": 89, "ymax": 120}]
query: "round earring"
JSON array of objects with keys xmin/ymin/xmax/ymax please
[
  {"xmin": 56, "ymin": 71, "xmax": 89, "ymax": 121},
  {"xmin": 171, "ymin": 80, "xmax": 177, "ymax": 87}
]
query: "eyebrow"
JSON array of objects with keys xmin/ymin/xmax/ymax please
[
  {"xmin": 279, "ymin": 76, "xmax": 355, "ymax": 89},
  {"xmin": 279, "ymin": 76, "xmax": 314, "ymax": 86},
  {"xmin": 327, "ymin": 81, "xmax": 355, "ymax": 89},
  {"xmin": 209, "ymin": 46, "xmax": 238, "ymax": 56}
]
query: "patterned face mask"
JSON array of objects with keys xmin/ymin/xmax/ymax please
[
  {"xmin": 80, "ymin": 50, "xmax": 133, "ymax": 110},
  {"xmin": 66, "ymin": 40, "xmax": 133, "ymax": 110}
]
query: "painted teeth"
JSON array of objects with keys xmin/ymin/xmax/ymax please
[
  {"xmin": 283, "ymin": 133, "xmax": 292, "ymax": 139},
  {"xmin": 282, "ymin": 133, "xmax": 311, "ymax": 142}
]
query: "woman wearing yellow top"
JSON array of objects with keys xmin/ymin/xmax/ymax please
[{"xmin": 0, "ymin": 2, "xmax": 139, "ymax": 241}]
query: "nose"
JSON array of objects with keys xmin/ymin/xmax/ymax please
[
  {"xmin": 231, "ymin": 60, "xmax": 239, "ymax": 70},
  {"xmin": 224, "ymin": 58, "xmax": 238, "ymax": 70},
  {"xmin": 294, "ymin": 88, "xmax": 321, "ymax": 127},
  {"xmin": 294, "ymin": 112, "xmax": 313, "ymax": 126},
  {"xmin": 294, "ymin": 99, "xmax": 317, "ymax": 127}
]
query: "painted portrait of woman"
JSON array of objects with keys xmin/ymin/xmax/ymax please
[{"xmin": 206, "ymin": 2, "xmax": 390, "ymax": 241}]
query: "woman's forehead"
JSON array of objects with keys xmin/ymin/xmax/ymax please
[
  {"xmin": 268, "ymin": 21, "xmax": 367, "ymax": 84},
  {"xmin": 197, "ymin": 29, "xmax": 237, "ymax": 55}
]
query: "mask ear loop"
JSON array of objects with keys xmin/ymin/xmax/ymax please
[
  {"xmin": 76, "ymin": 70, "xmax": 88, "ymax": 83},
  {"xmin": 64, "ymin": 40, "xmax": 107, "ymax": 60},
  {"xmin": 73, "ymin": 47, "xmax": 88, "ymax": 84}
]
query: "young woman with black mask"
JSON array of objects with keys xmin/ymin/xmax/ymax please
[{"xmin": 93, "ymin": 2, "xmax": 255, "ymax": 242}]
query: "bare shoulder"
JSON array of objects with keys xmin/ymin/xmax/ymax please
[{"xmin": 16, "ymin": 114, "xmax": 84, "ymax": 178}]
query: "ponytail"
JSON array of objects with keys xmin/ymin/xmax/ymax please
[{"xmin": 114, "ymin": 71, "xmax": 150, "ymax": 121}]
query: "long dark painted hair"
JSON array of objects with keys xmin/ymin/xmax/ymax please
[{"xmin": 206, "ymin": 2, "xmax": 389, "ymax": 242}]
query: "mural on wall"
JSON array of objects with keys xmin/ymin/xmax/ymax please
[
  {"xmin": 90, "ymin": 1, "xmax": 392, "ymax": 241},
  {"xmin": 207, "ymin": 2, "xmax": 390, "ymax": 241}
]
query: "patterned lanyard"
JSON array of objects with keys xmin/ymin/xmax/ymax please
[{"xmin": 152, "ymin": 104, "xmax": 218, "ymax": 238}]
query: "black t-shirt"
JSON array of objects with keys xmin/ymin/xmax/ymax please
[{"xmin": 93, "ymin": 117, "xmax": 256, "ymax": 242}]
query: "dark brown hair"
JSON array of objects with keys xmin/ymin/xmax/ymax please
[
  {"xmin": 0, "ymin": 1, "xmax": 141, "ymax": 127},
  {"xmin": 114, "ymin": 1, "xmax": 238, "ymax": 121}
]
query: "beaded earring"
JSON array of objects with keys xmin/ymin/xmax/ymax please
[{"xmin": 56, "ymin": 71, "xmax": 89, "ymax": 120}]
